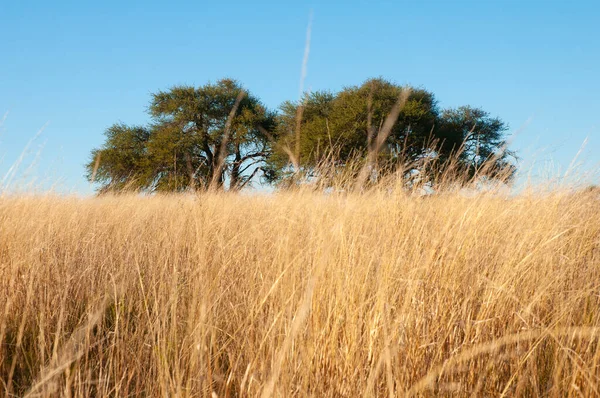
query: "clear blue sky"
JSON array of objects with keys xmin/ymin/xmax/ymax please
[{"xmin": 1, "ymin": 0, "xmax": 598, "ymax": 193}]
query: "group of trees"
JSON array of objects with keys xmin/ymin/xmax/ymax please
[{"xmin": 87, "ymin": 78, "xmax": 515, "ymax": 192}]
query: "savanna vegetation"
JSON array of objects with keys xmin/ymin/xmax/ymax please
[
  {"xmin": 1, "ymin": 184, "xmax": 599, "ymax": 397},
  {"xmin": 86, "ymin": 78, "xmax": 515, "ymax": 193},
  {"xmin": 3, "ymin": 78, "xmax": 599, "ymax": 397}
]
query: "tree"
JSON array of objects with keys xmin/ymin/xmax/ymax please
[
  {"xmin": 265, "ymin": 78, "xmax": 515, "ymax": 187},
  {"xmin": 87, "ymin": 79, "xmax": 276, "ymax": 192},
  {"xmin": 86, "ymin": 124, "xmax": 152, "ymax": 192},
  {"xmin": 437, "ymin": 106, "xmax": 515, "ymax": 179}
]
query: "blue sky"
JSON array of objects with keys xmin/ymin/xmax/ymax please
[{"xmin": 1, "ymin": 0, "xmax": 598, "ymax": 193}]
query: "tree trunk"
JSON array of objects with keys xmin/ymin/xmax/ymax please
[
  {"xmin": 185, "ymin": 153, "xmax": 195, "ymax": 191},
  {"xmin": 230, "ymin": 146, "xmax": 242, "ymax": 190}
]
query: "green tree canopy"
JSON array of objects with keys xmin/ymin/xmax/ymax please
[
  {"xmin": 88, "ymin": 77, "xmax": 515, "ymax": 193},
  {"xmin": 437, "ymin": 106, "xmax": 516, "ymax": 179},
  {"xmin": 87, "ymin": 79, "xmax": 276, "ymax": 192},
  {"xmin": 266, "ymin": 78, "xmax": 514, "ymax": 186}
]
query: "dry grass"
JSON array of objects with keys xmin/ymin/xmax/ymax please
[{"xmin": 1, "ymin": 187, "xmax": 600, "ymax": 397}]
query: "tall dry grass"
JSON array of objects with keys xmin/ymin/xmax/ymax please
[{"xmin": 1, "ymin": 186, "xmax": 600, "ymax": 396}]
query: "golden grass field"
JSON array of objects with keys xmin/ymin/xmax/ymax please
[{"xmin": 1, "ymin": 187, "xmax": 600, "ymax": 396}]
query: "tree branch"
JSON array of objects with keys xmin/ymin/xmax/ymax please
[
  {"xmin": 238, "ymin": 151, "xmax": 267, "ymax": 164},
  {"xmin": 238, "ymin": 159, "xmax": 264, "ymax": 176},
  {"xmin": 238, "ymin": 167, "xmax": 263, "ymax": 190}
]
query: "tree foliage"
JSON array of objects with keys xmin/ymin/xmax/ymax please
[
  {"xmin": 266, "ymin": 78, "xmax": 515, "ymax": 186},
  {"xmin": 88, "ymin": 77, "xmax": 515, "ymax": 193},
  {"xmin": 438, "ymin": 106, "xmax": 515, "ymax": 178},
  {"xmin": 87, "ymin": 124, "xmax": 152, "ymax": 191},
  {"xmin": 87, "ymin": 79, "xmax": 276, "ymax": 192}
]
